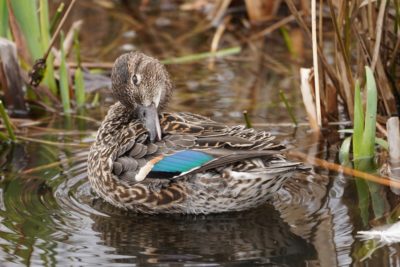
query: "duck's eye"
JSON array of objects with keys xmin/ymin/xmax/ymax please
[{"xmin": 132, "ymin": 74, "xmax": 139, "ymax": 85}]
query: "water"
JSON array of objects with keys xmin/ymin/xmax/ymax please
[{"xmin": 0, "ymin": 1, "xmax": 399, "ymax": 266}]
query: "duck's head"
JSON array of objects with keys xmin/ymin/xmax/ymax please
[{"xmin": 111, "ymin": 52, "xmax": 172, "ymax": 142}]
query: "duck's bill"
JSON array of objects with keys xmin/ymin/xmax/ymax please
[{"xmin": 138, "ymin": 104, "xmax": 162, "ymax": 142}]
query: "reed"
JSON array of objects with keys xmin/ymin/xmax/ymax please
[
  {"xmin": 73, "ymin": 30, "xmax": 85, "ymax": 108},
  {"xmin": 0, "ymin": 0, "xmax": 80, "ymax": 113},
  {"xmin": 0, "ymin": 0, "xmax": 8, "ymax": 37},
  {"xmin": 10, "ymin": 0, "xmax": 42, "ymax": 60},
  {"xmin": 39, "ymin": 0, "xmax": 57, "ymax": 94},
  {"xmin": 280, "ymin": 27, "xmax": 296, "ymax": 58},
  {"xmin": 242, "ymin": 110, "xmax": 253, "ymax": 128},
  {"xmin": 161, "ymin": 47, "xmax": 241, "ymax": 64},
  {"xmin": 0, "ymin": 100, "xmax": 16, "ymax": 141},
  {"xmin": 339, "ymin": 67, "xmax": 387, "ymax": 223},
  {"xmin": 279, "ymin": 90, "xmax": 298, "ymax": 126},
  {"xmin": 49, "ymin": 3, "xmax": 65, "ymax": 34},
  {"xmin": 286, "ymin": 0, "xmax": 398, "ymax": 125},
  {"xmin": 59, "ymin": 32, "xmax": 71, "ymax": 113},
  {"xmin": 359, "ymin": 67, "xmax": 377, "ymax": 162}
]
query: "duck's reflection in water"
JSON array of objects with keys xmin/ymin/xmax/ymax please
[
  {"xmin": 274, "ymin": 170, "xmax": 354, "ymax": 267},
  {"xmin": 90, "ymin": 202, "xmax": 316, "ymax": 266}
]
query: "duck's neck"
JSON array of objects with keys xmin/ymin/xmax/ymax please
[
  {"xmin": 95, "ymin": 102, "xmax": 139, "ymax": 143},
  {"xmin": 106, "ymin": 102, "xmax": 136, "ymax": 123}
]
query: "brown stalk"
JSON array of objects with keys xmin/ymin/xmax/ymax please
[
  {"xmin": 338, "ymin": 53, "xmax": 354, "ymax": 118},
  {"xmin": 351, "ymin": 21, "xmax": 397, "ymax": 116},
  {"xmin": 250, "ymin": 13, "xmax": 299, "ymax": 40},
  {"xmin": 376, "ymin": 121, "xmax": 388, "ymax": 136},
  {"xmin": 284, "ymin": 0, "xmax": 341, "ymax": 90},
  {"xmin": 327, "ymin": 0, "xmax": 354, "ymax": 88},
  {"xmin": 371, "ymin": 0, "xmax": 387, "ymax": 70},
  {"xmin": 288, "ymin": 150, "xmax": 400, "ymax": 189},
  {"xmin": 311, "ymin": 0, "xmax": 321, "ymax": 126},
  {"xmin": 208, "ymin": 16, "xmax": 230, "ymax": 69},
  {"xmin": 43, "ymin": 0, "xmax": 77, "ymax": 61},
  {"xmin": 388, "ymin": 33, "xmax": 400, "ymax": 70},
  {"xmin": 29, "ymin": 0, "xmax": 77, "ymax": 87},
  {"xmin": 374, "ymin": 58, "xmax": 397, "ymax": 115},
  {"xmin": 213, "ymin": 0, "xmax": 232, "ymax": 24}
]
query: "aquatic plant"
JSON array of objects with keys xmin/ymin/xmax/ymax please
[
  {"xmin": 339, "ymin": 67, "xmax": 388, "ymax": 223},
  {"xmin": 0, "ymin": 0, "xmax": 82, "ymax": 113},
  {"xmin": 285, "ymin": 0, "xmax": 399, "ymax": 128},
  {"xmin": 73, "ymin": 30, "xmax": 85, "ymax": 109},
  {"xmin": 279, "ymin": 90, "xmax": 297, "ymax": 126},
  {"xmin": 59, "ymin": 32, "xmax": 71, "ymax": 113},
  {"xmin": 0, "ymin": 100, "xmax": 16, "ymax": 141}
]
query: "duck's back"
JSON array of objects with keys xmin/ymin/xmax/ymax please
[{"xmin": 88, "ymin": 102, "xmax": 306, "ymax": 214}]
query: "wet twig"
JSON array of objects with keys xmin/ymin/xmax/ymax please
[{"xmin": 288, "ymin": 150, "xmax": 400, "ymax": 189}]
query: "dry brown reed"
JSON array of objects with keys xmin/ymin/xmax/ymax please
[{"xmin": 285, "ymin": 0, "xmax": 399, "ymax": 127}]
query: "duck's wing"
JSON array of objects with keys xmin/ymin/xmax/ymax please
[{"xmin": 111, "ymin": 112, "xmax": 301, "ymax": 185}]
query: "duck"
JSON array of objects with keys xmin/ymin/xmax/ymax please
[{"xmin": 87, "ymin": 51, "xmax": 306, "ymax": 214}]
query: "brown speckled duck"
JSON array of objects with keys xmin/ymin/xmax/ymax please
[{"xmin": 88, "ymin": 51, "xmax": 306, "ymax": 214}]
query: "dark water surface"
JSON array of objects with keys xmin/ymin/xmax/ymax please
[{"xmin": 0, "ymin": 1, "xmax": 399, "ymax": 266}]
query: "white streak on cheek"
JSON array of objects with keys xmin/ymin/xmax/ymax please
[
  {"xmin": 154, "ymin": 87, "xmax": 162, "ymax": 107},
  {"xmin": 143, "ymin": 99, "xmax": 151, "ymax": 106}
]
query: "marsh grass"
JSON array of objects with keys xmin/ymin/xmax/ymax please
[
  {"xmin": 0, "ymin": 0, "xmax": 80, "ymax": 113},
  {"xmin": 285, "ymin": 0, "xmax": 399, "ymax": 124},
  {"xmin": 0, "ymin": 0, "xmax": 8, "ymax": 38},
  {"xmin": 0, "ymin": 100, "xmax": 15, "ymax": 141},
  {"xmin": 73, "ymin": 30, "xmax": 85, "ymax": 108},
  {"xmin": 339, "ymin": 67, "xmax": 389, "ymax": 223},
  {"xmin": 39, "ymin": 0, "xmax": 57, "ymax": 94},
  {"xmin": 59, "ymin": 32, "xmax": 71, "ymax": 113},
  {"xmin": 279, "ymin": 90, "xmax": 298, "ymax": 126}
]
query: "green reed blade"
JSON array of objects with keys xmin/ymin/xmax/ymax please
[
  {"xmin": 0, "ymin": 130, "xmax": 9, "ymax": 141},
  {"xmin": 353, "ymin": 80, "xmax": 364, "ymax": 160},
  {"xmin": 0, "ymin": 0, "xmax": 9, "ymax": 37},
  {"xmin": 357, "ymin": 67, "xmax": 385, "ymax": 220},
  {"xmin": 279, "ymin": 90, "xmax": 298, "ymax": 125},
  {"xmin": 74, "ymin": 67, "xmax": 85, "ymax": 108},
  {"xmin": 339, "ymin": 136, "xmax": 352, "ymax": 166},
  {"xmin": 73, "ymin": 29, "xmax": 81, "ymax": 66},
  {"xmin": 10, "ymin": 0, "xmax": 43, "ymax": 59},
  {"xmin": 242, "ymin": 110, "xmax": 252, "ymax": 129},
  {"xmin": 0, "ymin": 100, "xmax": 16, "ymax": 141},
  {"xmin": 355, "ymin": 178, "xmax": 370, "ymax": 226},
  {"xmin": 91, "ymin": 92, "xmax": 100, "ymax": 107},
  {"xmin": 161, "ymin": 47, "xmax": 241, "ymax": 64},
  {"xmin": 375, "ymin": 137, "xmax": 388, "ymax": 150},
  {"xmin": 49, "ymin": 2, "xmax": 65, "ymax": 35},
  {"xmin": 280, "ymin": 27, "xmax": 296, "ymax": 58},
  {"xmin": 39, "ymin": 0, "xmax": 57, "ymax": 95},
  {"xmin": 59, "ymin": 32, "xmax": 71, "ymax": 113},
  {"xmin": 368, "ymin": 181, "xmax": 386, "ymax": 218},
  {"xmin": 73, "ymin": 30, "xmax": 85, "ymax": 107},
  {"xmin": 361, "ymin": 66, "xmax": 377, "ymax": 158}
]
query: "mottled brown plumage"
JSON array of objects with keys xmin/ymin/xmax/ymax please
[{"xmin": 88, "ymin": 51, "xmax": 307, "ymax": 214}]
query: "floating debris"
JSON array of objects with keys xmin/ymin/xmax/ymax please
[{"xmin": 357, "ymin": 221, "xmax": 400, "ymax": 245}]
